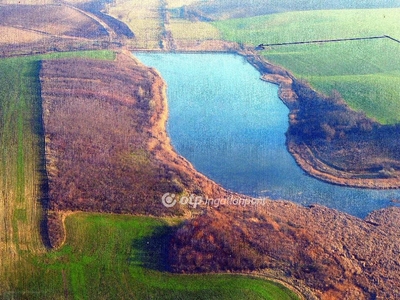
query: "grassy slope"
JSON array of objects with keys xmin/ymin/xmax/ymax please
[
  {"xmin": 183, "ymin": 0, "xmax": 400, "ymax": 20},
  {"xmin": 213, "ymin": 8, "xmax": 400, "ymax": 44},
  {"xmin": 213, "ymin": 8, "xmax": 400, "ymax": 124},
  {"xmin": 0, "ymin": 50, "xmax": 115, "ymax": 292},
  {"xmin": 13, "ymin": 213, "xmax": 299, "ymax": 299}
]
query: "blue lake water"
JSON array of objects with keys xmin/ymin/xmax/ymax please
[{"xmin": 135, "ymin": 52, "xmax": 400, "ymax": 218}]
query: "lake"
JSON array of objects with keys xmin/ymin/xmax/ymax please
[{"xmin": 135, "ymin": 52, "xmax": 400, "ymax": 218}]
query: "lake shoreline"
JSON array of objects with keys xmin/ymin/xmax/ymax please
[
  {"xmin": 131, "ymin": 44, "xmax": 400, "ymax": 189},
  {"xmin": 238, "ymin": 48, "xmax": 400, "ymax": 189}
]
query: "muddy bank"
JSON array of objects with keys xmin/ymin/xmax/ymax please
[{"xmin": 242, "ymin": 49, "xmax": 400, "ymax": 189}]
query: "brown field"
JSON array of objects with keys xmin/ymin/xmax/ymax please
[
  {"xmin": 0, "ymin": 4, "xmax": 108, "ymax": 38},
  {"xmin": 40, "ymin": 52, "xmax": 226, "ymax": 247},
  {"xmin": 0, "ymin": 3, "xmax": 126, "ymax": 57},
  {"xmin": 0, "ymin": 25, "xmax": 45, "ymax": 44}
]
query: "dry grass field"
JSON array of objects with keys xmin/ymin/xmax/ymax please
[
  {"xmin": 0, "ymin": 25, "xmax": 45, "ymax": 45},
  {"xmin": 0, "ymin": 5, "xmax": 108, "ymax": 38},
  {"xmin": 108, "ymin": 0, "xmax": 162, "ymax": 49},
  {"xmin": 0, "ymin": 3, "xmax": 120, "ymax": 57}
]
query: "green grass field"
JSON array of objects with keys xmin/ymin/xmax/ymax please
[
  {"xmin": 213, "ymin": 8, "xmax": 400, "ymax": 45},
  {"xmin": 263, "ymin": 39, "xmax": 400, "ymax": 124},
  {"xmin": 8, "ymin": 213, "xmax": 299, "ymax": 299},
  {"xmin": 213, "ymin": 8, "xmax": 400, "ymax": 124},
  {"xmin": 0, "ymin": 50, "xmax": 115, "ymax": 292}
]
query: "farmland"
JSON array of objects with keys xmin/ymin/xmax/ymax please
[
  {"xmin": 262, "ymin": 38, "xmax": 400, "ymax": 124},
  {"xmin": 0, "ymin": 50, "xmax": 114, "ymax": 291},
  {"xmin": 1, "ymin": 1, "xmax": 400, "ymax": 298},
  {"xmin": 213, "ymin": 8, "xmax": 400, "ymax": 124},
  {"xmin": 6, "ymin": 213, "xmax": 300, "ymax": 299},
  {"xmin": 179, "ymin": 0, "xmax": 400, "ymax": 20},
  {"xmin": 0, "ymin": 4, "xmax": 113, "ymax": 57}
]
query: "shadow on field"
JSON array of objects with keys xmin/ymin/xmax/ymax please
[
  {"xmin": 30, "ymin": 60, "xmax": 52, "ymax": 249},
  {"xmin": 129, "ymin": 225, "xmax": 178, "ymax": 272}
]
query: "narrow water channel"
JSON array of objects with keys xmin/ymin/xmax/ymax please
[{"xmin": 135, "ymin": 52, "xmax": 400, "ymax": 218}]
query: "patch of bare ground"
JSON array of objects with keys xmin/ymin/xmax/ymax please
[
  {"xmin": 170, "ymin": 202, "xmax": 400, "ymax": 299},
  {"xmin": 40, "ymin": 52, "xmax": 227, "ymax": 248},
  {"xmin": 243, "ymin": 50, "xmax": 400, "ymax": 189}
]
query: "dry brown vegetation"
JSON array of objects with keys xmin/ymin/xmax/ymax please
[
  {"xmin": 245, "ymin": 50, "xmax": 400, "ymax": 189},
  {"xmin": 286, "ymin": 78, "xmax": 400, "ymax": 188},
  {"xmin": 40, "ymin": 52, "xmax": 226, "ymax": 247},
  {"xmin": 170, "ymin": 202, "xmax": 400, "ymax": 299}
]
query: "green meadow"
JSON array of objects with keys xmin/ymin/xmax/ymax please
[
  {"xmin": 263, "ymin": 39, "xmax": 400, "ymax": 124},
  {"xmin": 213, "ymin": 8, "xmax": 400, "ymax": 124},
  {"xmin": 213, "ymin": 8, "xmax": 400, "ymax": 45},
  {"xmin": 9, "ymin": 213, "xmax": 299, "ymax": 300}
]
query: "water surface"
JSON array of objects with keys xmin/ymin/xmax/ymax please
[{"xmin": 135, "ymin": 52, "xmax": 400, "ymax": 218}]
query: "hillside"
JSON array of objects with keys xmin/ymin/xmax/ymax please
[
  {"xmin": 0, "ymin": 2, "xmax": 134, "ymax": 57},
  {"xmin": 180, "ymin": 0, "xmax": 400, "ymax": 20}
]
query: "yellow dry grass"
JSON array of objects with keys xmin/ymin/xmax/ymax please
[
  {"xmin": 108, "ymin": 0, "xmax": 162, "ymax": 49},
  {"xmin": 166, "ymin": 0, "xmax": 198, "ymax": 8},
  {"xmin": 168, "ymin": 19, "xmax": 221, "ymax": 41}
]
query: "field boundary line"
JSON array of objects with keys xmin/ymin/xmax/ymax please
[
  {"xmin": 256, "ymin": 35, "xmax": 400, "ymax": 49},
  {"xmin": 384, "ymin": 35, "xmax": 400, "ymax": 44}
]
